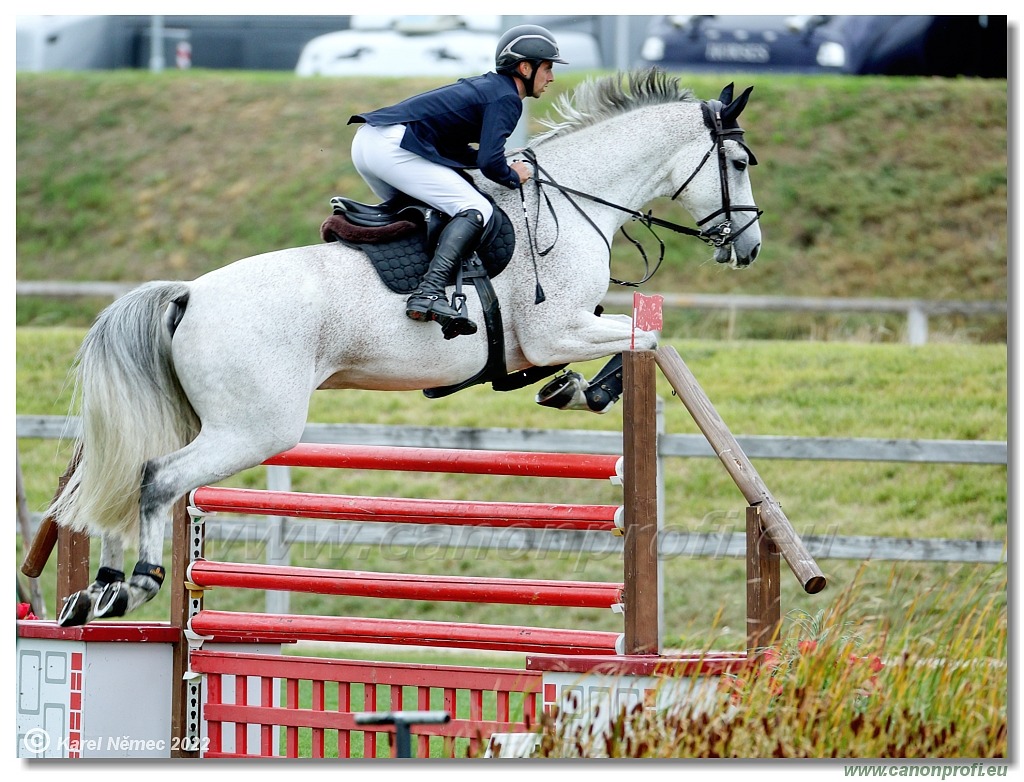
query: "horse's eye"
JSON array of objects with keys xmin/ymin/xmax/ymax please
[{"xmin": 733, "ymin": 159, "xmax": 748, "ymax": 172}]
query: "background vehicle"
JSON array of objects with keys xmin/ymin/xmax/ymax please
[
  {"xmin": 295, "ymin": 15, "xmax": 602, "ymax": 77},
  {"xmin": 638, "ymin": 15, "xmax": 1006, "ymax": 77},
  {"xmin": 17, "ymin": 15, "xmax": 114, "ymax": 71},
  {"xmin": 16, "ymin": 14, "xmax": 620, "ymax": 74},
  {"xmin": 16, "ymin": 14, "xmax": 352, "ymax": 71}
]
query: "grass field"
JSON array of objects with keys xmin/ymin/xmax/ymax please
[{"xmin": 16, "ymin": 329, "xmax": 1006, "ymax": 651}]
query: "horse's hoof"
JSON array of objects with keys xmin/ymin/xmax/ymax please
[
  {"xmin": 58, "ymin": 591, "xmax": 94, "ymax": 627},
  {"xmin": 536, "ymin": 371, "xmax": 588, "ymax": 410},
  {"xmin": 95, "ymin": 582, "xmax": 130, "ymax": 619}
]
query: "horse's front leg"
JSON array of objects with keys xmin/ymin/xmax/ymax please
[
  {"xmin": 57, "ymin": 534, "xmax": 127, "ymax": 626},
  {"xmin": 521, "ymin": 309, "xmax": 659, "ymax": 414},
  {"xmin": 520, "ymin": 309, "xmax": 658, "ymax": 367}
]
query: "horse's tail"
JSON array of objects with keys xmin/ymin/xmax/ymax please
[{"xmin": 46, "ymin": 281, "xmax": 200, "ymax": 543}]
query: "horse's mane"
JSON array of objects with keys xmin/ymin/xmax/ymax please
[{"xmin": 530, "ymin": 67, "xmax": 697, "ymax": 146}]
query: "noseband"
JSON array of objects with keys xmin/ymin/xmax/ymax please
[
  {"xmin": 518, "ymin": 98, "xmax": 763, "ymax": 286},
  {"xmin": 670, "ymin": 99, "xmax": 763, "ymax": 248}
]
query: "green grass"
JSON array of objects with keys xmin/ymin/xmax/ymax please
[
  {"xmin": 16, "ymin": 329, "xmax": 1006, "ymax": 650},
  {"xmin": 16, "ymin": 71, "xmax": 1007, "ymax": 341}
]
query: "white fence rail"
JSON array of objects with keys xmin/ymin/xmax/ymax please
[
  {"xmin": 17, "ymin": 415, "xmax": 1007, "ymax": 567},
  {"xmin": 16, "ymin": 415, "xmax": 1008, "ymax": 465},
  {"xmin": 17, "ymin": 281, "xmax": 1007, "ymax": 345}
]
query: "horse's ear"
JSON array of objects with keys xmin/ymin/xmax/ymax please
[
  {"xmin": 718, "ymin": 83, "xmax": 735, "ymax": 104},
  {"xmin": 722, "ymin": 85, "xmax": 754, "ymax": 124}
]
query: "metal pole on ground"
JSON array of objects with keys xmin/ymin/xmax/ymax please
[{"xmin": 355, "ymin": 711, "xmax": 451, "ymax": 758}]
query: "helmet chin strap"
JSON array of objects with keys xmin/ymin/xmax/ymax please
[{"xmin": 513, "ymin": 63, "xmax": 539, "ymax": 98}]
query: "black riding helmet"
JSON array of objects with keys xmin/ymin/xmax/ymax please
[{"xmin": 495, "ymin": 24, "xmax": 567, "ymax": 95}]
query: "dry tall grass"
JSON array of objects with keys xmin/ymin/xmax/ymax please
[{"xmin": 530, "ymin": 564, "xmax": 1007, "ymax": 758}]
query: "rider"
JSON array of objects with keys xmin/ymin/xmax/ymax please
[{"xmin": 348, "ymin": 24, "xmax": 566, "ymax": 337}]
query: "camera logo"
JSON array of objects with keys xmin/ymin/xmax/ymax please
[{"xmin": 22, "ymin": 728, "xmax": 52, "ymax": 755}]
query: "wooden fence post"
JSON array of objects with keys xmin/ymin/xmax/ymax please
[
  {"xmin": 746, "ymin": 506, "xmax": 781, "ymax": 652},
  {"xmin": 622, "ymin": 350, "xmax": 660, "ymax": 655},
  {"xmin": 170, "ymin": 498, "xmax": 200, "ymax": 758}
]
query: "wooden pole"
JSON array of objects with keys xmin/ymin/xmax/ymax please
[
  {"xmin": 654, "ymin": 345, "xmax": 826, "ymax": 595},
  {"xmin": 621, "ymin": 350, "xmax": 660, "ymax": 654},
  {"xmin": 56, "ymin": 527, "xmax": 90, "ymax": 610},
  {"xmin": 746, "ymin": 506, "xmax": 781, "ymax": 652},
  {"xmin": 170, "ymin": 498, "xmax": 200, "ymax": 758},
  {"xmin": 21, "ymin": 518, "xmax": 58, "ymax": 580},
  {"xmin": 22, "ymin": 447, "xmax": 81, "ymax": 579}
]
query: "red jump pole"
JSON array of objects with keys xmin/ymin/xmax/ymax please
[
  {"xmin": 189, "ymin": 611, "xmax": 622, "ymax": 656},
  {"xmin": 187, "ymin": 560, "xmax": 624, "ymax": 609},
  {"xmin": 263, "ymin": 443, "xmax": 621, "ymax": 480},
  {"xmin": 189, "ymin": 487, "xmax": 619, "ymax": 530}
]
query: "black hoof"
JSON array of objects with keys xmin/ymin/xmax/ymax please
[
  {"xmin": 58, "ymin": 592, "xmax": 93, "ymax": 627},
  {"xmin": 95, "ymin": 582, "xmax": 130, "ymax": 618},
  {"xmin": 536, "ymin": 371, "xmax": 585, "ymax": 409}
]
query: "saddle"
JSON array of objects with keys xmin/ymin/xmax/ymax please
[
  {"xmin": 321, "ymin": 195, "xmax": 563, "ymax": 397},
  {"xmin": 321, "ymin": 195, "xmax": 515, "ymax": 294}
]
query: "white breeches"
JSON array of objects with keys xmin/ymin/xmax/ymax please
[{"xmin": 351, "ymin": 123, "xmax": 493, "ymax": 222}]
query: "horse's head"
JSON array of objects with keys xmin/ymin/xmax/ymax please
[{"xmin": 672, "ymin": 83, "xmax": 763, "ymax": 269}]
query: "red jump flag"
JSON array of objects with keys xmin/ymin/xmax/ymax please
[{"xmin": 631, "ymin": 292, "xmax": 664, "ymax": 350}]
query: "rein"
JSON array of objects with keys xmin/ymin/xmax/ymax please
[{"xmin": 516, "ymin": 99, "xmax": 763, "ymax": 287}]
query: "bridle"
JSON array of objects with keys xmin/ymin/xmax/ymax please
[
  {"xmin": 671, "ymin": 99, "xmax": 763, "ymax": 249},
  {"xmin": 517, "ymin": 98, "xmax": 763, "ymax": 287}
]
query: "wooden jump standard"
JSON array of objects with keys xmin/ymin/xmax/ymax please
[{"xmin": 21, "ymin": 345, "xmax": 826, "ymax": 757}]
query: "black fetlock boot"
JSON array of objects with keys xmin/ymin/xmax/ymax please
[{"xmin": 406, "ymin": 208, "xmax": 486, "ymax": 337}]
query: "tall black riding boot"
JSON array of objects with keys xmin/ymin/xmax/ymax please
[{"xmin": 406, "ymin": 208, "xmax": 485, "ymax": 337}]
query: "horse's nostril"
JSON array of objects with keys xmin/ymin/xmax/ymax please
[{"xmin": 750, "ymin": 243, "xmax": 760, "ymax": 262}]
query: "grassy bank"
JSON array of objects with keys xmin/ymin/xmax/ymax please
[{"xmin": 16, "ymin": 71, "xmax": 1007, "ymax": 340}]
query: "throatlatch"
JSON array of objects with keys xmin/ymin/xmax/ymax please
[{"xmin": 535, "ymin": 353, "xmax": 624, "ymax": 414}]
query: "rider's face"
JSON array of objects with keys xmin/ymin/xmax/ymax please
[
  {"xmin": 518, "ymin": 60, "xmax": 555, "ymax": 98},
  {"xmin": 530, "ymin": 61, "xmax": 555, "ymax": 97}
]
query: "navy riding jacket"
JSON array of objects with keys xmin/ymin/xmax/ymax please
[{"xmin": 349, "ymin": 71, "xmax": 523, "ymax": 190}]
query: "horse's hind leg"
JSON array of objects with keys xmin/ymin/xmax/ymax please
[
  {"xmin": 93, "ymin": 424, "xmax": 303, "ymax": 620},
  {"xmin": 93, "ymin": 474, "xmax": 169, "ymax": 619},
  {"xmin": 57, "ymin": 533, "xmax": 126, "ymax": 626}
]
